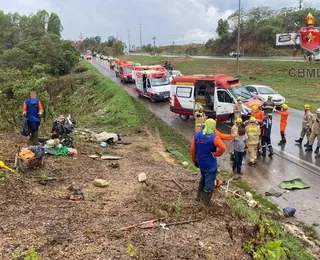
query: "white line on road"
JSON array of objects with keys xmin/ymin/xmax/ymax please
[{"xmin": 273, "ymin": 146, "xmax": 320, "ymax": 176}]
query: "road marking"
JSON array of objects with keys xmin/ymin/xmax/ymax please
[{"xmin": 272, "ymin": 146, "xmax": 320, "ymax": 176}]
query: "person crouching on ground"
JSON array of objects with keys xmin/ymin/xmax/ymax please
[
  {"xmin": 191, "ymin": 119, "xmax": 226, "ymax": 206},
  {"xmin": 230, "ymin": 126, "xmax": 247, "ymax": 174},
  {"xmin": 23, "ymin": 91, "xmax": 43, "ymax": 145}
]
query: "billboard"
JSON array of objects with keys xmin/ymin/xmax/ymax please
[{"xmin": 276, "ymin": 33, "xmax": 300, "ymax": 46}]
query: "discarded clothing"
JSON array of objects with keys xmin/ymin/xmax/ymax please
[
  {"xmin": 265, "ymin": 188, "xmax": 283, "ymax": 197},
  {"xmin": 279, "ymin": 178, "xmax": 310, "ymax": 190},
  {"xmin": 55, "ymin": 146, "xmax": 69, "ymax": 156},
  {"xmin": 28, "ymin": 145, "xmax": 45, "ymax": 159}
]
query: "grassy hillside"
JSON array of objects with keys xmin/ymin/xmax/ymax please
[{"xmin": 123, "ymin": 55, "xmax": 319, "ymax": 111}]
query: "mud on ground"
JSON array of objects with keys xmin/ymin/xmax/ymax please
[{"xmin": 0, "ymin": 131, "xmax": 253, "ymax": 260}]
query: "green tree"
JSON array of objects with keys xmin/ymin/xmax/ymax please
[
  {"xmin": 216, "ymin": 19, "xmax": 229, "ymax": 37},
  {"xmin": 47, "ymin": 12, "xmax": 63, "ymax": 37}
]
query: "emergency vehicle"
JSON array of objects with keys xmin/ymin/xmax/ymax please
[
  {"xmin": 119, "ymin": 64, "xmax": 134, "ymax": 83},
  {"xmin": 170, "ymin": 74, "xmax": 263, "ymax": 123},
  {"xmin": 132, "ymin": 65, "xmax": 168, "ymax": 84},
  {"xmin": 114, "ymin": 59, "xmax": 127, "ymax": 77},
  {"xmin": 135, "ymin": 70, "xmax": 171, "ymax": 102}
]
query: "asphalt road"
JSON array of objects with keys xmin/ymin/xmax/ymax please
[
  {"xmin": 129, "ymin": 52, "xmax": 309, "ymax": 62},
  {"xmin": 92, "ymin": 58, "xmax": 320, "ymax": 234}
]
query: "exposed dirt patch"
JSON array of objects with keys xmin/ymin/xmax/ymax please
[{"xmin": 0, "ymin": 132, "xmax": 253, "ymax": 259}]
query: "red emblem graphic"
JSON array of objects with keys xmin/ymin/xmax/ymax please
[{"xmin": 299, "ymin": 27, "xmax": 320, "ymax": 51}]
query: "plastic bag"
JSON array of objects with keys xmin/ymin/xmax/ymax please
[{"xmin": 20, "ymin": 116, "xmax": 30, "ymax": 137}]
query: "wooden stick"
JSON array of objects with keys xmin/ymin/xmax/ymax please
[
  {"xmin": 172, "ymin": 179, "xmax": 184, "ymax": 190},
  {"xmin": 118, "ymin": 218, "xmax": 165, "ymax": 231},
  {"xmin": 164, "ymin": 218, "xmax": 202, "ymax": 227}
]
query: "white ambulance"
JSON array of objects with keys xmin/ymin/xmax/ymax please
[
  {"xmin": 170, "ymin": 74, "xmax": 263, "ymax": 123},
  {"xmin": 135, "ymin": 70, "xmax": 171, "ymax": 102}
]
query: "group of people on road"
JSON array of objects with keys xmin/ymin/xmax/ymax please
[{"xmin": 295, "ymin": 105, "xmax": 320, "ymax": 153}]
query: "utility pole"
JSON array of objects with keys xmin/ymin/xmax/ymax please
[
  {"xmin": 236, "ymin": 0, "xmax": 241, "ymax": 76},
  {"xmin": 128, "ymin": 30, "xmax": 131, "ymax": 53},
  {"xmin": 298, "ymin": 0, "xmax": 303, "ymax": 10},
  {"xmin": 152, "ymin": 36, "xmax": 156, "ymax": 48},
  {"xmin": 139, "ymin": 24, "xmax": 142, "ymax": 56},
  {"xmin": 116, "ymin": 32, "xmax": 118, "ymax": 40}
]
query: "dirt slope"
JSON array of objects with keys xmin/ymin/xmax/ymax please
[{"xmin": 0, "ymin": 131, "xmax": 252, "ymax": 260}]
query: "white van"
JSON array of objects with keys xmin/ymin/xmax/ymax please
[
  {"xmin": 135, "ymin": 70, "xmax": 171, "ymax": 102},
  {"xmin": 170, "ymin": 74, "xmax": 262, "ymax": 123}
]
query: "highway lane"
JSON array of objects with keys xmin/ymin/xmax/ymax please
[
  {"xmin": 129, "ymin": 52, "xmax": 309, "ymax": 62},
  {"xmin": 92, "ymin": 58, "xmax": 320, "ymax": 234}
]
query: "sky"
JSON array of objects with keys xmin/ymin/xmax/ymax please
[{"xmin": 1, "ymin": 0, "xmax": 320, "ymax": 46}]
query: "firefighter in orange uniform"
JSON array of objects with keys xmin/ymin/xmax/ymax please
[
  {"xmin": 251, "ymin": 105, "xmax": 264, "ymax": 124},
  {"xmin": 276, "ymin": 104, "xmax": 289, "ymax": 145}
]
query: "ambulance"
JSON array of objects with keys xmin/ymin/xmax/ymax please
[
  {"xmin": 135, "ymin": 70, "xmax": 171, "ymax": 102},
  {"xmin": 170, "ymin": 74, "xmax": 263, "ymax": 123},
  {"xmin": 119, "ymin": 63, "xmax": 134, "ymax": 83},
  {"xmin": 132, "ymin": 65, "xmax": 168, "ymax": 84}
]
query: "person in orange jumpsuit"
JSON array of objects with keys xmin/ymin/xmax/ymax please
[
  {"xmin": 251, "ymin": 105, "xmax": 264, "ymax": 124},
  {"xmin": 276, "ymin": 104, "xmax": 289, "ymax": 145}
]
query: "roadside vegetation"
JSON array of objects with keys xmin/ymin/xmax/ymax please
[
  {"xmin": 0, "ymin": 8, "xmax": 318, "ymax": 259},
  {"xmin": 123, "ymin": 55, "xmax": 320, "ymax": 112}
]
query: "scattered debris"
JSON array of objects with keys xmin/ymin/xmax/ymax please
[
  {"xmin": 279, "ymin": 178, "xmax": 310, "ymax": 190},
  {"xmin": 0, "ymin": 160, "xmax": 14, "ymax": 172},
  {"xmin": 65, "ymin": 185, "xmax": 84, "ymax": 200},
  {"xmin": 109, "ymin": 162, "xmax": 120, "ymax": 168},
  {"xmin": 138, "ymin": 173, "xmax": 147, "ymax": 182},
  {"xmin": 100, "ymin": 141, "xmax": 108, "ymax": 147},
  {"xmin": 101, "ymin": 155, "xmax": 122, "ymax": 160},
  {"xmin": 88, "ymin": 155, "xmax": 100, "ymax": 159},
  {"xmin": 182, "ymin": 161, "xmax": 188, "ymax": 167},
  {"xmin": 245, "ymin": 192, "xmax": 253, "ymax": 200},
  {"xmin": 160, "ymin": 218, "xmax": 202, "ymax": 228},
  {"xmin": 265, "ymin": 188, "xmax": 283, "ymax": 197},
  {"xmin": 118, "ymin": 218, "xmax": 164, "ymax": 231},
  {"xmin": 93, "ymin": 179, "xmax": 109, "ymax": 187},
  {"xmin": 283, "ymin": 206, "xmax": 296, "ymax": 217},
  {"xmin": 31, "ymin": 175, "xmax": 57, "ymax": 185}
]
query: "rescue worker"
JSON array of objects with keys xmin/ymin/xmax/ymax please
[
  {"xmin": 191, "ymin": 119, "xmax": 226, "ymax": 206},
  {"xmin": 194, "ymin": 105, "xmax": 207, "ymax": 132},
  {"xmin": 230, "ymin": 118, "xmax": 243, "ymax": 161},
  {"xmin": 276, "ymin": 103, "xmax": 289, "ymax": 145},
  {"xmin": 305, "ymin": 108, "xmax": 320, "ymax": 153},
  {"xmin": 233, "ymin": 97, "xmax": 243, "ymax": 120},
  {"xmin": 245, "ymin": 117, "xmax": 261, "ymax": 166},
  {"xmin": 262, "ymin": 95, "xmax": 275, "ymax": 116},
  {"xmin": 261, "ymin": 111, "xmax": 273, "ymax": 157},
  {"xmin": 23, "ymin": 91, "xmax": 43, "ymax": 145},
  {"xmin": 251, "ymin": 105, "xmax": 264, "ymax": 124},
  {"xmin": 295, "ymin": 104, "xmax": 313, "ymax": 146},
  {"xmin": 231, "ymin": 118, "xmax": 243, "ymax": 137}
]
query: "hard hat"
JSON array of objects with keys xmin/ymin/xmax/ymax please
[
  {"xmin": 237, "ymin": 97, "xmax": 242, "ymax": 101},
  {"xmin": 249, "ymin": 116, "xmax": 256, "ymax": 122},
  {"xmin": 252, "ymin": 105, "xmax": 258, "ymax": 111},
  {"xmin": 316, "ymin": 108, "xmax": 320, "ymax": 114},
  {"xmin": 198, "ymin": 105, "xmax": 204, "ymax": 111},
  {"xmin": 268, "ymin": 95, "xmax": 272, "ymax": 99},
  {"xmin": 235, "ymin": 118, "xmax": 243, "ymax": 123},
  {"xmin": 304, "ymin": 104, "xmax": 310, "ymax": 110},
  {"xmin": 281, "ymin": 104, "xmax": 288, "ymax": 109}
]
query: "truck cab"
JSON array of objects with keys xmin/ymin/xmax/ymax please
[
  {"xmin": 170, "ymin": 74, "xmax": 263, "ymax": 122},
  {"xmin": 119, "ymin": 64, "xmax": 134, "ymax": 83},
  {"xmin": 135, "ymin": 70, "xmax": 171, "ymax": 102}
]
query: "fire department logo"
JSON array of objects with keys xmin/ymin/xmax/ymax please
[{"xmin": 298, "ymin": 13, "xmax": 320, "ymax": 52}]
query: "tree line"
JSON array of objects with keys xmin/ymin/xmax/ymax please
[
  {"xmin": 205, "ymin": 7, "xmax": 320, "ymax": 56},
  {"xmin": 0, "ymin": 9, "xmax": 79, "ymax": 130}
]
